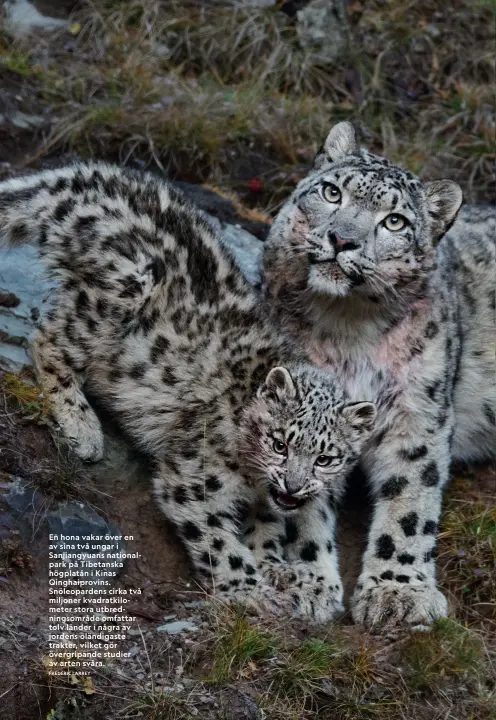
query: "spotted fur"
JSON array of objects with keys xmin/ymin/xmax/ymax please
[
  {"xmin": 0, "ymin": 161, "xmax": 377, "ymax": 621},
  {"xmin": 263, "ymin": 122, "xmax": 495, "ymax": 630}
]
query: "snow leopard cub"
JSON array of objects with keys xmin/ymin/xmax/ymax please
[
  {"xmin": 0, "ymin": 162, "xmax": 377, "ymax": 621},
  {"xmin": 264, "ymin": 122, "xmax": 495, "ymax": 630}
]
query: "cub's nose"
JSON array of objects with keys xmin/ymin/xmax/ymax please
[
  {"xmin": 328, "ymin": 231, "xmax": 359, "ymax": 254},
  {"xmin": 285, "ymin": 477, "xmax": 308, "ymax": 495}
]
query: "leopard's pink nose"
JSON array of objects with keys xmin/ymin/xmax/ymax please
[{"xmin": 328, "ymin": 231, "xmax": 359, "ymax": 253}]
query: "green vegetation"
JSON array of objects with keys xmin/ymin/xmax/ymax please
[
  {"xmin": 208, "ymin": 605, "xmax": 277, "ymax": 683},
  {"xmin": 440, "ymin": 478, "xmax": 496, "ymax": 625},
  {"xmin": 274, "ymin": 639, "xmax": 343, "ymax": 696},
  {"xmin": 401, "ymin": 618, "xmax": 485, "ymax": 690}
]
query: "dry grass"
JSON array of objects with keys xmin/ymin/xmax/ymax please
[
  {"xmin": 9, "ymin": 573, "xmax": 495, "ymax": 719},
  {"xmin": 400, "ymin": 618, "xmax": 485, "ymax": 690},
  {"xmin": 0, "ymin": 0, "xmax": 493, "ymax": 210},
  {"xmin": 123, "ymin": 691, "xmax": 197, "ymax": 720},
  {"xmin": 3, "ymin": 372, "xmax": 51, "ymax": 420},
  {"xmin": 207, "ymin": 605, "xmax": 277, "ymax": 683},
  {"xmin": 202, "ymin": 183, "xmax": 273, "ymax": 226},
  {"xmin": 196, "ymin": 604, "xmax": 494, "ymax": 719},
  {"xmin": 439, "ymin": 475, "xmax": 496, "ymax": 627},
  {"xmin": 0, "ymin": 372, "xmax": 93, "ymax": 502},
  {"xmin": 274, "ymin": 638, "xmax": 343, "ymax": 695}
]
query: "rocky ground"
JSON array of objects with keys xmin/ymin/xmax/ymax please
[{"xmin": 0, "ymin": 2, "xmax": 495, "ymax": 719}]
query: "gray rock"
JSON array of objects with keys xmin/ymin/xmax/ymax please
[
  {"xmin": 219, "ymin": 688, "xmax": 263, "ymax": 720},
  {"xmin": 2, "ymin": 474, "xmax": 47, "ymax": 516},
  {"xmin": 424, "ymin": 24, "xmax": 441, "ymax": 39},
  {"xmin": 157, "ymin": 620, "xmax": 198, "ymax": 634},
  {"xmin": 127, "ymin": 627, "xmax": 144, "ymax": 637},
  {"xmin": 0, "ymin": 246, "xmax": 58, "ymax": 372},
  {"xmin": 1, "ymin": 473, "xmax": 128, "ymax": 581},
  {"xmin": 183, "ymin": 600, "xmax": 207, "ymax": 608},
  {"xmin": 46, "ymin": 500, "xmax": 127, "ymax": 581},
  {"xmin": 217, "ymin": 221, "xmax": 263, "ymax": 287},
  {"xmin": 0, "ymin": 473, "xmax": 47, "ymax": 547},
  {"xmin": 4, "ymin": 0, "xmax": 67, "ymax": 34},
  {"xmin": 0, "ymin": 110, "xmax": 45, "ymax": 130},
  {"xmin": 296, "ymin": 0, "xmax": 349, "ymax": 65}
]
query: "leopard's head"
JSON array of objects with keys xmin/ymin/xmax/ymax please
[
  {"xmin": 239, "ymin": 365, "xmax": 376, "ymax": 513},
  {"xmin": 264, "ymin": 122, "xmax": 462, "ymax": 305}
]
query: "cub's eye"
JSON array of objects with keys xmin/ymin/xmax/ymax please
[
  {"xmin": 315, "ymin": 455, "xmax": 333, "ymax": 467},
  {"xmin": 383, "ymin": 214, "xmax": 408, "ymax": 232},
  {"xmin": 272, "ymin": 439, "xmax": 287, "ymax": 455},
  {"xmin": 322, "ymin": 184, "xmax": 342, "ymax": 204}
]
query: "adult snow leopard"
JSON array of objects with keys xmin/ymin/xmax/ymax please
[
  {"xmin": 263, "ymin": 121, "xmax": 495, "ymax": 630},
  {"xmin": 0, "ymin": 162, "xmax": 377, "ymax": 621}
]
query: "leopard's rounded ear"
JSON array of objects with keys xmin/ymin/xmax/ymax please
[
  {"xmin": 314, "ymin": 121, "xmax": 358, "ymax": 169},
  {"xmin": 341, "ymin": 401, "xmax": 376, "ymax": 431},
  {"xmin": 425, "ymin": 180, "xmax": 463, "ymax": 243},
  {"xmin": 257, "ymin": 367, "xmax": 296, "ymax": 402}
]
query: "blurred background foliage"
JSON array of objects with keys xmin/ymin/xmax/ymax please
[{"xmin": 0, "ymin": 0, "xmax": 494, "ymax": 214}]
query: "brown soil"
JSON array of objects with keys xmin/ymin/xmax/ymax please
[{"xmin": 0, "ymin": 374, "xmax": 189, "ymax": 715}]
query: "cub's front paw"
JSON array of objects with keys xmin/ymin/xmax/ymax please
[
  {"xmin": 216, "ymin": 579, "xmax": 293, "ymax": 618},
  {"xmin": 292, "ymin": 579, "xmax": 344, "ymax": 624},
  {"xmin": 263, "ymin": 564, "xmax": 344, "ymax": 623},
  {"xmin": 351, "ymin": 577, "xmax": 448, "ymax": 631}
]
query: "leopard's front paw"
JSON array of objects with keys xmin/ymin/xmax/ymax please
[
  {"xmin": 351, "ymin": 577, "xmax": 448, "ymax": 631},
  {"xmin": 263, "ymin": 564, "xmax": 344, "ymax": 623}
]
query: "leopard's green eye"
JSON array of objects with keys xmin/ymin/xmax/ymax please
[
  {"xmin": 273, "ymin": 439, "xmax": 287, "ymax": 455},
  {"xmin": 315, "ymin": 455, "xmax": 332, "ymax": 467},
  {"xmin": 322, "ymin": 184, "xmax": 342, "ymax": 204},
  {"xmin": 383, "ymin": 214, "xmax": 408, "ymax": 232}
]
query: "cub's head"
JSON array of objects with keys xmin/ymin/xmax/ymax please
[
  {"xmin": 265, "ymin": 121, "xmax": 462, "ymax": 303},
  {"xmin": 239, "ymin": 365, "xmax": 376, "ymax": 513}
]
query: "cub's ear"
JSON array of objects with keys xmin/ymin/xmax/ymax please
[
  {"xmin": 258, "ymin": 367, "xmax": 296, "ymax": 403},
  {"xmin": 341, "ymin": 401, "xmax": 376, "ymax": 431},
  {"xmin": 425, "ymin": 180, "xmax": 463, "ymax": 243},
  {"xmin": 314, "ymin": 121, "xmax": 358, "ymax": 169}
]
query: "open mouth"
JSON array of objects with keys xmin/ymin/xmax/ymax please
[
  {"xmin": 347, "ymin": 269, "xmax": 365, "ymax": 286},
  {"xmin": 270, "ymin": 488, "xmax": 307, "ymax": 511}
]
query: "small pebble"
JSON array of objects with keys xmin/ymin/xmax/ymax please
[
  {"xmin": 183, "ymin": 600, "xmax": 206, "ymax": 608},
  {"xmin": 157, "ymin": 621, "xmax": 198, "ymax": 634},
  {"xmin": 127, "ymin": 628, "xmax": 143, "ymax": 637}
]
